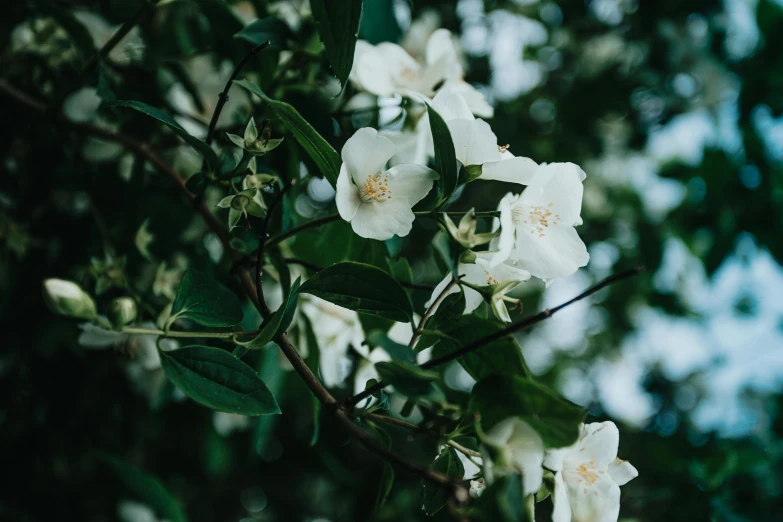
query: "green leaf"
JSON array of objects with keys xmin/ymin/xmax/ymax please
[
  {"xmin": 427, "ymin": 104, "xmax": 459, "ymax": 204},
  {"xmin": 98, "ymin": 454, "xmax": 188, "ymax": 522},
  {"xmin": 366, "ymin": 330, "xmax": 416, "ymax": 363},
  {"xmin": 433, "ymin": 315, "xmax": 530, "ymax": 380},
  {"xmin": 160, "ymin": 345, "xmax": 281, "ymax": 415},
  {"xmin": 311, "ymin": 0, "xmax": 363, "ymax": 87},
  {"xmin": 234, "ymin": 80, "xmax": 341, "ymax": 186},
  {"xmin": 417, "ymin": 291, "xmax": 465, "ymax": 349},
  {"xmin": 111, "ymin": 100, "xmax": 218, "ymax": 170},
  {"xmin": 375, "ymin": 462, "xmax": 395, "ymax": 513},
  {"xmin": 387, "ymin": 257, "xmax": 413, "ymax": 284},
  {"xmin": 234, "ymin": 17, "xmax": 290, "ymax": 49},
  {"xmin": 169, "ymin": 269, "xmax": 243, "ymax": 328},
  {"xmin": 422, "ymin": 447, "xmax": 465, "ymax": 515},
  {"xmin": 375, "ymin": 360, "xmax": 438, "ymax": 397},
  {"xmin": 470, "ymin": 375, "xmax": 583, "ymax": 448},
  {"xmin": 299, "ymin": 262, "xmax": 412, "ymax": 321},
  {"xmin": 237, "ymin": 277, "xmax": 301, "ymax": 348},
  {"xmin": 475, "ymin": 473, "xmax": 530, "ymax": 522}
]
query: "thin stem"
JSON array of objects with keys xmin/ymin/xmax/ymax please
[
  {"xmin": 348, "ymin": 267, "xmax": 644, "ymax": 406},
  {"xmin": 414, "ymin": 210, "xmax": 500, "ymax": 218},
  {"xmin": 121, "ymin": 326, "xmax": 256, "ymax": 339},
  {"xmin": 409, "ymin": 276, "xmax": 463, "ymax": 349},
  {"xmin": 366, "ymin": 413, "xmax": 482, "ymax": 459},
  {"xmin": 81, "ymin": 0, "xmax": 161, "ymax": 76},
  {"xmin": 1, "ymin": 79, "xmax": 458, "ymax": 488},
  {"xmin": 265, "ymin": 213, "xmax": 343, "ymax": 247},
  {"xmin": 205, "ymin": 41, "xmax": 271, "ymax": 147},
  {"xmin": 282, "ymin": 257, "xmax": 436, "ymax": 291},
  {"xmin": 256, "ymin": 181, "xmax": 295, "ymax": 313}
]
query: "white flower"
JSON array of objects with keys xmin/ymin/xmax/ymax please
[
  {"xmin": 492, "ymin": 163, "xmax": 590, "ymax": 282},
  {"xmin": 350, "ymin": 29, "xmax": 492, "ymax": 117},
  {"xmin": 300, "ymin": 296, "xmax": 366, "ymax": 388},
  {"xmin": 213, "ymin": 412, "xmax": 251, "ymax": 437},
  {"xmin": 336, "ymin": 128, "xmax": 437, "ymax": 240},
  {"xmin": 428, "ymin": 252, "xmax": 531, "ymax": 322},
  {"xmin": 118, "ymin": 500, "xmax": 169, "ymax": 522},
  {"xmin": 483, "ymin": 418, "xmax": 545, "ymax": 496},
  {"xmin": 544, "ymin": 422, "xmax": 638, "ymax": 522},
  {"xmin": 43, "ymin": 279, "xmax": 97, "ymax": 320}
]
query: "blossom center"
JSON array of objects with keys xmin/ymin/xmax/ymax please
[
  {"xmin": 574, "ymin": 460, "xmax": 599, "ymax": 485},
  {"xmin": 513, "ymin": 202, "xmax": 562, "ymax": 238},
  {"xmin": 360, "ymin": 173, "xmax": 392, "ymax": 203}
]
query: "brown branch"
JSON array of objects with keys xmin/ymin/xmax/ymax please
[
  {"xmin": 81, "ymin": 0, "xmax": 161, "ymax": 77},
  {"xmin": 348, "ymin": 267, "xmax": 644, "ymax": 407},
  {"xmin": 0, "ymin": 79, "xmax": 454, "ymax": 486},
  {"xmin": 265, "ymin": 213, "xmax": 343, "ymax": 247},
  {"xmin": 205, "ymin": 41, "xmax": 270, "ymax": 146}
]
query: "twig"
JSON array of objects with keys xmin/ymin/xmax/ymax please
[
  {"xmin": 282, "ymin": 257, "xmax": 436, "ymax": 291},
  {"xmin": 265, "ymin": 213, "xmax": 343, "ymax": 247},
  {"xmin": 0, "ymin": 79, "xmax": 455, "ymax": 487},
  {"xmin": 366, "ymin": 413, "xmax": 482, "ymax": 459},
  {"xmin": 81, "ymin": 0, "xmax": 161, "ymax": 77},
  {"xmin": 409, "ymin": 276, "xmax": 463, "ymax": 349},
  {"xmin": 121, "ymin": 326, "xmax": 256, "ymax": 339},
  {"xmin": 347, "ymin": 267, "xmax": 644, "ymax": 406},
  {"xmin": 205, "ymin": 41, "xmax": 271, "ymax": 146},
  {"xmin": 256, "ymin": 180, "xmax": 294, "ymax": 314}
]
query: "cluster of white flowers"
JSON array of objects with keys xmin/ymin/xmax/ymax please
[
  {"xmin": 476, "ymin": 419, "xmax": 637, "ymax": 522},
  {"xmin": 339, "ymin": 29, "xmax": 589, "ymax": 322}
]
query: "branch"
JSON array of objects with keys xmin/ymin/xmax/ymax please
[
  {"xmin": 265, "ymin": 213, "xmax": 343, "ymax": 247},
  {"xmin": 366, "ymin": 413, "xmax": 482, "ymax": 459},
  {"xmin": 205, "ymin": 41, "xmax": 271, "ymax": 146},
  {"xmin": 0, "ymin": 79, "xmax": 454, "ymax": 486},
  {"xmin": 81, "ymin": 0, "xmax": 161, "ymax": 76},
  {"xmin": 348, "ymin": 267, "xmax": 644, "ymax": 406},
  {"xmin": 121, "ymin": 326, "xmax": 257, "ymax": 339},
  {"xmin": 256, "ymin": 180, "xmax": 294, "ymax": 315},
  {"xmin": 410, "ymin": 276, "xmax": 463, "ymax": 349},
  {"xmin": 282, "ymin": 257, "xmax": 436, "ymax": 291}
]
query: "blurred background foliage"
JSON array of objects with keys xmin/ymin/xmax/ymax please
[{"xmin": 2, "ymin": 0, "xmax": 783, "ymax": 521}]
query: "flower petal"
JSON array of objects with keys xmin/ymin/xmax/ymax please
[
  {"xmin": 350, "ymin": 199, "xmax": 415, "ymax": 240},
  {"xmin": 488, "ymin": 192, "xmax": 519, "ymax": 268},
  {"xmin": 447, "ymin": 119, "xmax": 501, "ymax": 167},
  {"xmin": 426, "ymin": 29, "xmax": 459, "ymax": 68},
  {"xmin": 481, "ymin": 154, "xmax": 539, "ymax": 185},
  {"xmin": 336, "ymin": 165, "xmax": 361, "ymax": 221},
  {"xmin": 385, "ymin": 164, "xmax": 438, "ymax": 205},
  {"xmin": 552, "ymin": 471, "xmax": 573, "ymax": 522},
  {"xmin": 571, "ymin": 422, "xmax": 620, "ymax": 470},
  {"xmin": 519, "ymin": 162, "xmax": 586, "ymax": 226},
  {"xmin": 342, "ymin": 128, "xmax": 396, "ymax": 185},
  {"xmin": 608, "ymin": 458, "xmax": 638, "ymax": 486},
  {"xmin": 565, "ymin": 473, "xmax": 620, "ymax": 522},
  {"xmin": 354, "ymin": 46, "xmax": 397, "ymax": 97},
  {"xmin": 513, "ymin": 224, "xmax": 589, "ymax": 281},
  {"xmin": 431, "ymin": 85, "xmax": 474, "ymax": 121},
  {"xmin": 443, "ymin": 81, "xmax": 494, "ymax": 118}
]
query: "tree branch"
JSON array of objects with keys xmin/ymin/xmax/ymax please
[
  {"xmin": 265, "ymin": 213, "xmax": 343, "ymax": 247},
  {"xmin": 347, "ymin": 267, "xmax": 644, "ymax": 407},
  {"xmin": 0, "ymin": 79, "xmax": 454, "ymax": 486},
  {"xmin": 410, "ymin": 276, "xmax": 463, "ymax": 349},
  {"xmin": 205, "ymin": 41, "xmax": 271, "ymax": 146},
  {"xmin": 81, "ymin": 0, "xmax": 161, "ymax": 77}
]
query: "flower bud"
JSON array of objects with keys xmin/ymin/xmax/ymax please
[
  {"xmin": 443, "ymin": 208, "xmax": 497, "ymax": 248},
  {"xmin": 108, "ymin": 297, "xmax": 137, "ymax": 329},
  {"xmin": 43, "ymin": 279, "xmax": 97, "ymax": 320}
]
